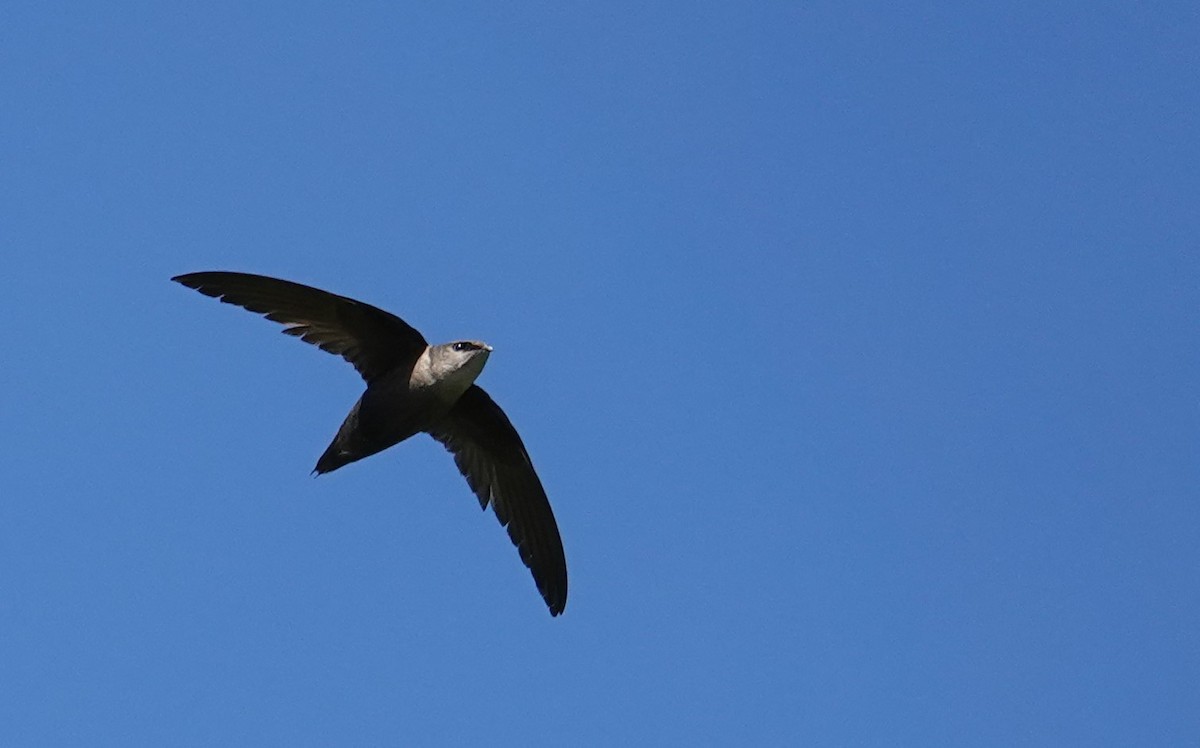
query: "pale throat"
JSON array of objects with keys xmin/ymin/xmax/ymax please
[{"xmin": 409, "ymin": 346, "xmax": 489, "ymax": 404}]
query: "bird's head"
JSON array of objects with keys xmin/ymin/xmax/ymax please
[{"xmin": 427, "ymin": 340, "xmax": 492, "ymax": 389}]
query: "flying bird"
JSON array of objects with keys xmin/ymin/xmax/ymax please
[{"xmin": 172, "ymin": 271, "xmax": 567, "ymax": 616}]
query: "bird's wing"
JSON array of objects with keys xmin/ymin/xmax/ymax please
[
  {"xmin": 427, "ymin": 385, "xmax": 568, "ymax": 616},
  {"xmin": 172, "ymin": 271, "xmax": 428, "ymax": 383}
]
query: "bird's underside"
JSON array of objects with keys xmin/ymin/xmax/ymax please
[
  {"xmin": 172, "ymin": 271, "xmax": 567, "ymax": 616},
  {"xmin": 312, "ymin": 378, "xmax": 438, "ymax": 475}
]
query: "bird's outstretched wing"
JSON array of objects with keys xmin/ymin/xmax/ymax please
[
  {"xmin": 172, "ymin": 271, "xmax": 428, "ymax": 383},
  {"xmin": 427, "ymin": 385, "xmax": 568, "ymax": 616}
]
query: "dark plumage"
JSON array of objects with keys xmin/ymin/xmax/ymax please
[{"xmin": 173, "ymin": 271, "xmax": 567, "ymax": 616}]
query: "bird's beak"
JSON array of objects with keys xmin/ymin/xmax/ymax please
[{"xmin": 484, "ymin": 344, "xmax": 494, "ymax": 352}]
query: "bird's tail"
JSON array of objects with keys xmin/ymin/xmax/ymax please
[
  {"xmin": 312, "ymin": 399, "xmax": 365, "ymax": 475},
  {"xmin": 313, "ymin": 441, "xmax": 357, "ymax": 475}
]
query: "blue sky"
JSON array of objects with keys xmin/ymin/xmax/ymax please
[{"xmin": 1, "ymin": 2, "xmax": 1197, "ymax": 745}]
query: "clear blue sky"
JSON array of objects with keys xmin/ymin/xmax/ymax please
[{"xmin": 2, "ymin": 3, "xmax": 1196, "ymax": 745}]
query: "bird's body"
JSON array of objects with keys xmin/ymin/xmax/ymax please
[
  {"xmin": 172, "ymin": 271, "xmax": 567, "ymax": 616},
  {"xmin": 314, "ymin": 381, "xmax": 431, "ymax": 474},
  {"xmin": 314, "ymin": 344, "xmax": 487, "ymax": 473}
]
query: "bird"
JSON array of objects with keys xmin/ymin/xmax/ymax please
[{"xmin": 171, "ymin": 271, "xmax": 567, "ymax": 616}]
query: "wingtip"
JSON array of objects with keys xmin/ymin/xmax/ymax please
[{"xmin": 545, "ymin": 591, "xmax": 567, "ymax": 617}]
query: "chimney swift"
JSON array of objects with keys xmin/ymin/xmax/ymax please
[{"xmin": 171, "ymin": 271, "xmax": 567, "ymax": 616}]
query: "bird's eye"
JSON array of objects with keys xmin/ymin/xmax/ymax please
[{"xmin": 453, "ymin": 342, "xmax": 473, "ymax": 352}]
